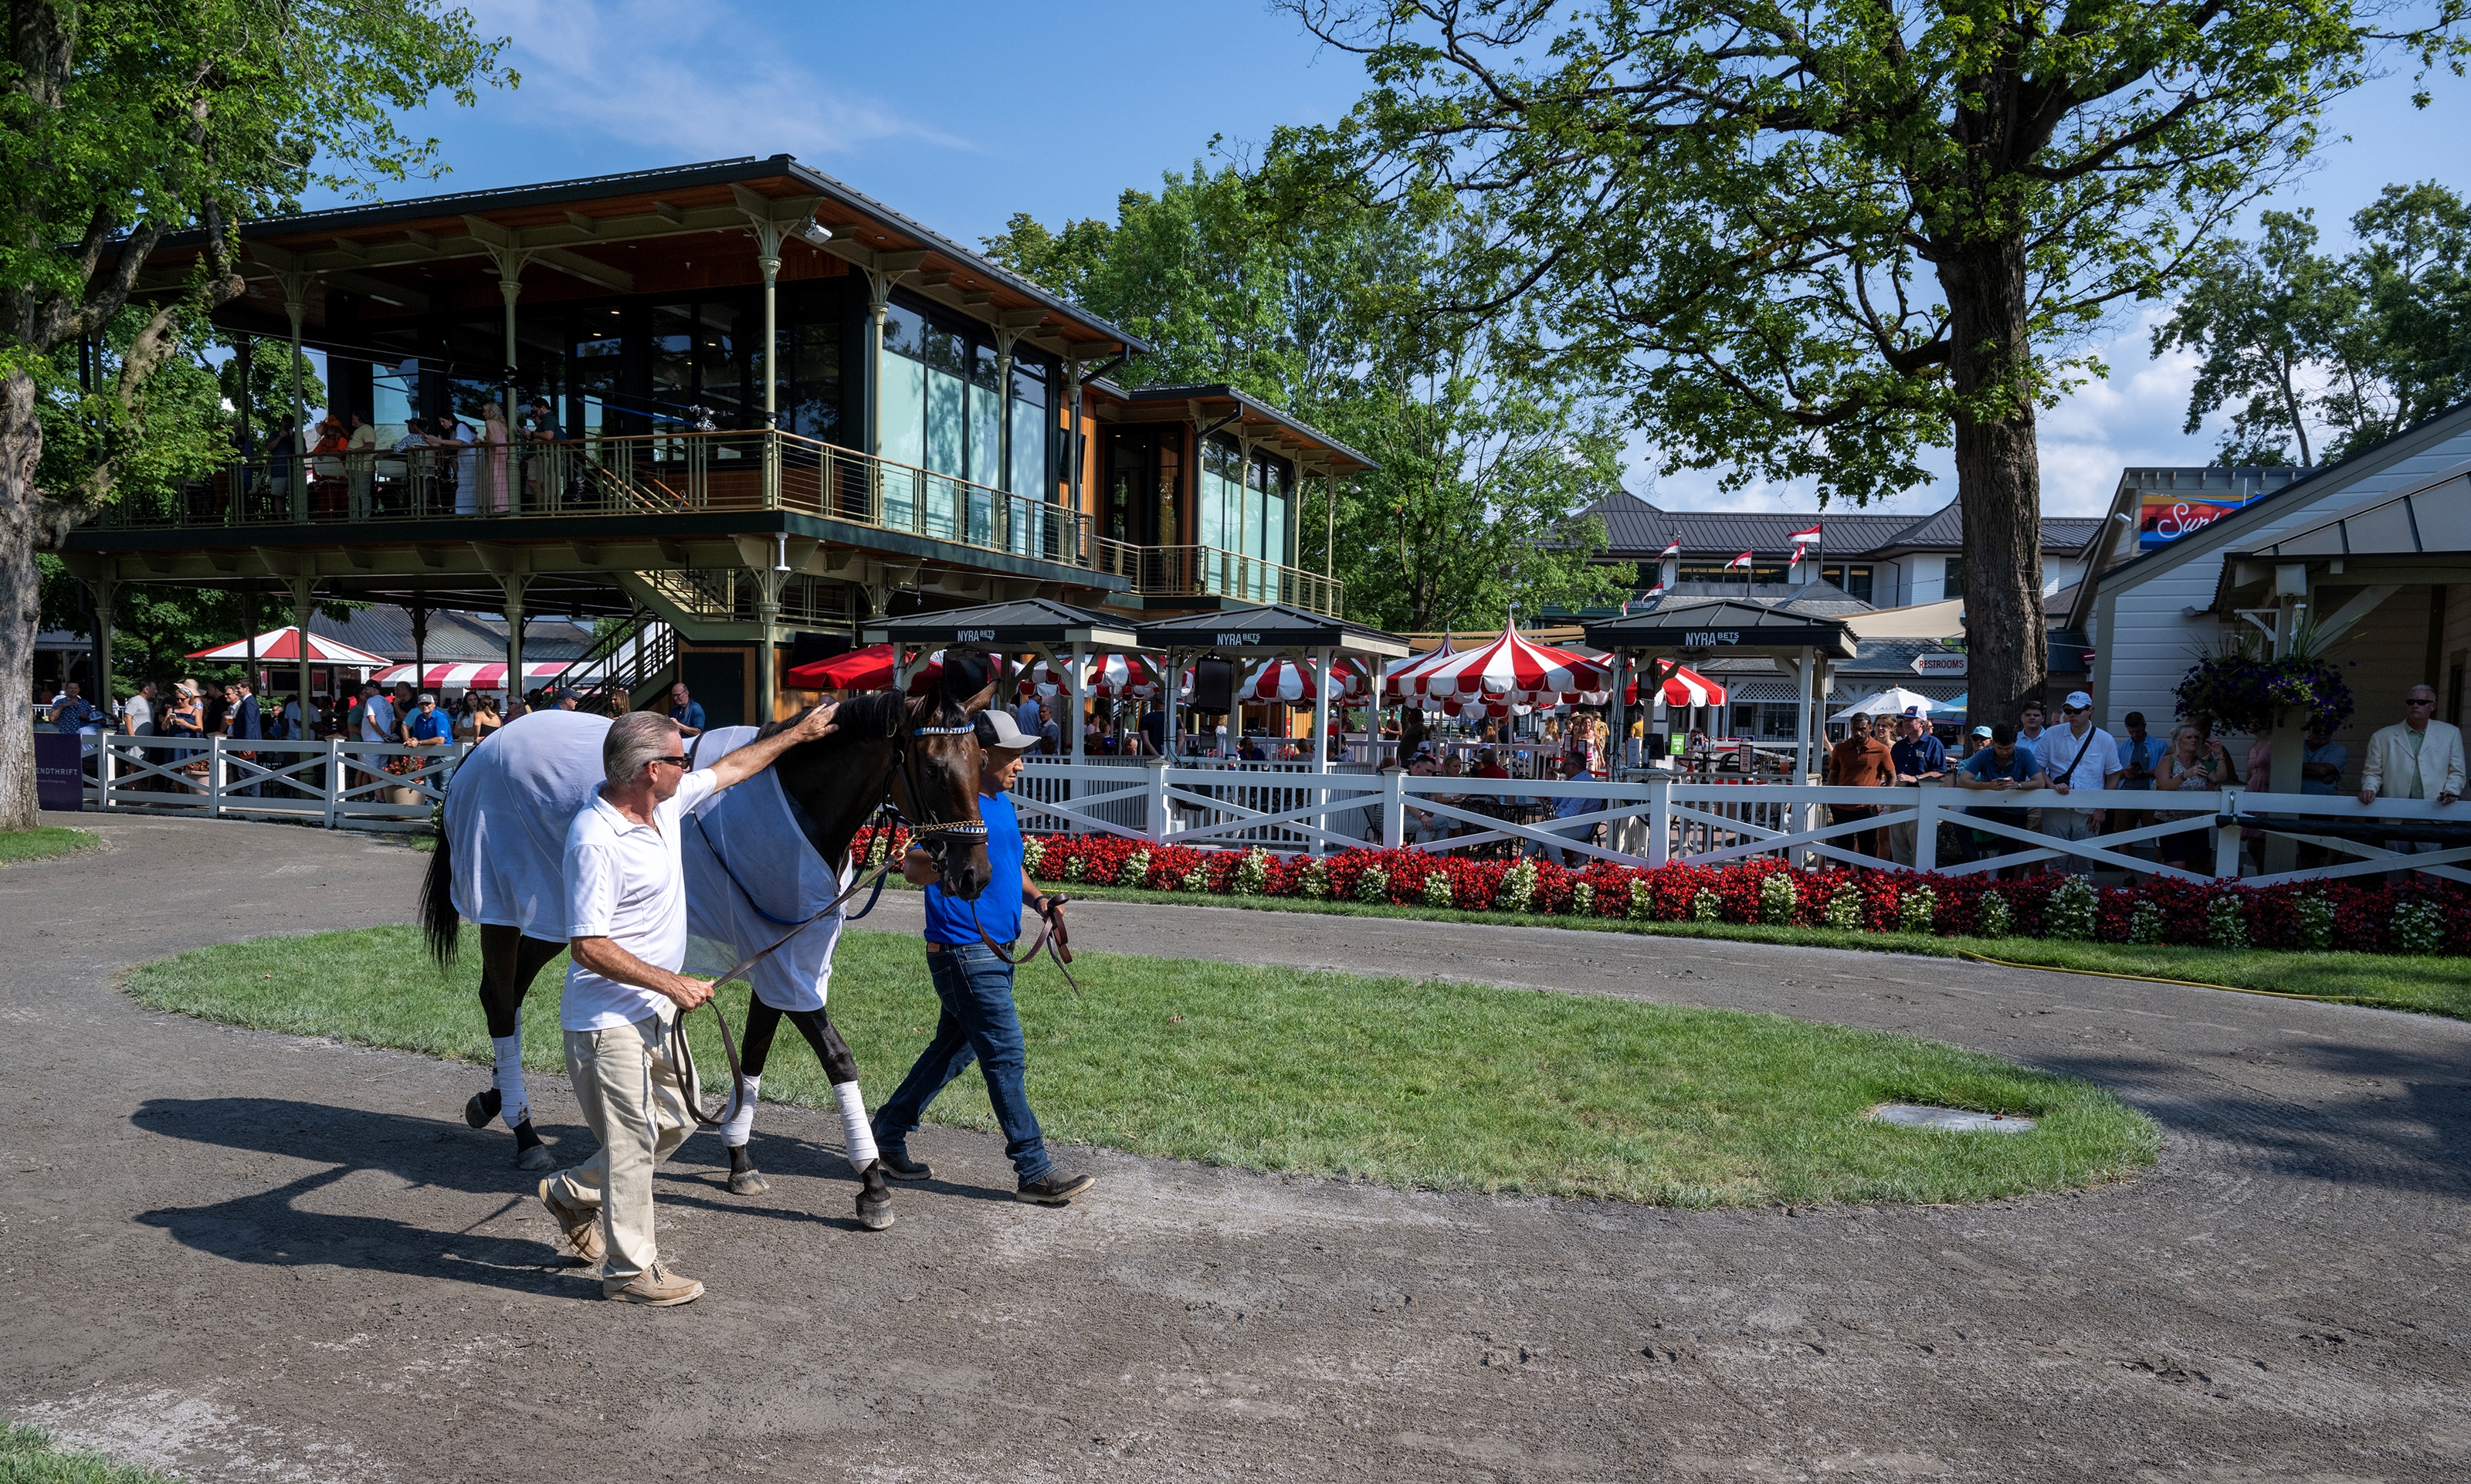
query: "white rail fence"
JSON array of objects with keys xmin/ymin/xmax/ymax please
[
  {"xmin": 1018, "ymin": 761, "xmax": 2471, "ymax": 885},
  {"xmin": 69, "ymin": 739, "xmax": 2470, "ymax": 883},
  {"xmin": 79, "ymin": 736, "xmax": 460, "ymax": 832}
]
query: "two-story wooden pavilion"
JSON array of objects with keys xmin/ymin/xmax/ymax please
[{"xmin": 63, "ymin": 154, "xmax": 1375, "ymax": 727}]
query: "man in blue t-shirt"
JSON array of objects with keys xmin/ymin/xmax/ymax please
[
  {"xmin": 1886, "ymin": 710, "xmax": 1947, "ymax": 866},
  {"xmin": 666, "ymin": 681, "xmax": 705, "ymax": 739},
  {"xmin": 873, "ymin": 687, "xmax": 1093, "ymax": 1207},
  {"xmin": 1954, "ymin": 723, "xmax": 2046, "ymax": 876}
]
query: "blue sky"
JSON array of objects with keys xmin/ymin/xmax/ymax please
[{"xmin": 331, "ymin": 0, "xmax": 2471, "ymax": 519}]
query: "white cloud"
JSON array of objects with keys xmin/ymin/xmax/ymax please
[{"xmin": 465, "ymin": 0, "xmax": 972, "ymax": 164}]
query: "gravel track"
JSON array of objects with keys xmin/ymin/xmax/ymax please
[{"xmin": 3, "ymin": 812, "xmax": 2466, "ymax": 1482}]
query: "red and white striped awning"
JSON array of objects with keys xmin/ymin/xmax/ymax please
[
  {"xmin": 367, "ymin": 660, "xmax": 573, "ymax": 689},
  {"xmin": 186, "ymin": 626, "xmax": 391, "ymax": 666},
  {"xmin": 1236, "ymin": 656, "xmax": 1371, "ymax": 703},
  {"xmin": 1408, "ymin": 625, "xmax": 1609, "ymax": 703},
  {"xmin": 1626, "ymin": 663, "xmax": 1727, "ymax": 707},
  {"xmin": 1382, "ymin": 639, "xmax": 1456, "ymax": 699},
  {"xmin": 1016, "ymin": 652, "xmax": 1177, "ymax": 700}
]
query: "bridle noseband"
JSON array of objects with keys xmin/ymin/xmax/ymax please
[{"xmin": 890, "ymin": 720, "xmax": 991, "ymax": 855}]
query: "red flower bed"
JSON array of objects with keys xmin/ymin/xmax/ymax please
[{"xmin": 976, "ymin": 831, "xmax": 2471, "ymax": 957}]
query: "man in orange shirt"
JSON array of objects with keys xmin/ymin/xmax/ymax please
[{"xmin": 1827, "ymin": 713, "xmax": 1898, "ymax": 860}]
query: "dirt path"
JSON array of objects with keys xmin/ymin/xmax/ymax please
[{"xmin": 5, "ymin": 813, "xmax": 2467, "ymax": 1482}]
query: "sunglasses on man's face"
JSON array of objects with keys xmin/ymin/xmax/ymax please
[
  {"xmin": 2408, "ymin": 696, "xmax": 2437, "ymax": 706},
  {"xmin": 648, "ymin": 754, "xmax": 692, "ymax": 769}
]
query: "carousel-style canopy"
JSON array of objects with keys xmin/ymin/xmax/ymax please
[
  {"xmin": 787, "ymin": 643, "xmax": 941, "ymax": 693},
  {"xmin": 1382, "ymin": 639, "xmax": 1456, "ymax": 698},
  {"xmin": 1628, "ymin": 662, "xmax": 1727, "ymax": 708},
  {"xmin": 368, "ymin": 659, "xmax": 571, "ymax": 689},
  {"xmin": 187, "ymin": 626, "xmax": 391, "ymax": 666},
  {"xmin": 1407, "ymin": 625, "xmax": 1609, "ymax": 703}
]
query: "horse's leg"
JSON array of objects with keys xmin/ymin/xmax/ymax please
[
  {"xmin": 785, "ymin": 1007, "xmax": 893, "ymax": 1231},
  {"xmin": 464, "ymin": 925, "xmax": 564, "ymax": 1171},
  {"xmin": 720, "ymin": 997, "xmax": 785, "ymax": 1196}
]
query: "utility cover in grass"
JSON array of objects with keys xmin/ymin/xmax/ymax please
[{"xmin": 1873, "ymin": 1103, "xmax": 2037, "ymax": 1133}]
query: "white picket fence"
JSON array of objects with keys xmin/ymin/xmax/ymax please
[
  {"xmin": 66, "ymin": 737, "xmax": 2471, "ymax": 883},
  {"xmin": 1017, "ymin": 759, "xmax": 2471, "ymax": 885},
  {"xmin": 79, "ymin": 735, "xmax": 463, "ymax": 832}
]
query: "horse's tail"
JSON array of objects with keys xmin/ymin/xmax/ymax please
[{"xmin": 422, "ymin": 803, "xmax": 462, "ymax": 967}]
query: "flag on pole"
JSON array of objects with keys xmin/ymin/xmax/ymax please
[
  {"xmin": 1725, "ymin": 551, "xmax": 1753, "ymax": 570},
  {"xmin": 1790, "ymin": 523, "xmax": 1822, "ymax": 547},
  {"xmin": 1659, "ymin": 535, "xmax": 1682, "ymax": 557}
]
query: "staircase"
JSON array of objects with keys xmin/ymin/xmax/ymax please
[{"xmin": 554, "ymin": 611, "xmax": 679, "ymax": 714}]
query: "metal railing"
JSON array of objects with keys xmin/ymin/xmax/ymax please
[
  {"xmin": 91, "ymin": 430, "xmax": 1347, "ymax": 617},
  {"xmin": 554, "ymin": 615, "xmax": 677, "ymax": 713}
]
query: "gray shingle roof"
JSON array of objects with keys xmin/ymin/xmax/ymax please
[
  {"xmin": 307, "ymin": 605, "xmax": 594, "ymax": 662},
  {"xmin": 1589, "ymin": 491, "xmax": 2103, "ymax": 558}
]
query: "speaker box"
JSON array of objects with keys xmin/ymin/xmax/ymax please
[{"xmin": 1191, "ymin": 656, "xmax": 1235, "ymax": 713}]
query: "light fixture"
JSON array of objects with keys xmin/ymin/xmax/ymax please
[
  {"xmin": 773, "ymin": 531, "xmax": 791, "ymax": 574},
  {"xmin": 798, "ymin": 219, "xmax": 833, "ymax": 247}
]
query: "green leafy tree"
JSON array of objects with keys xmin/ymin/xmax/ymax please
[
  {"xmin": 2, "ymin": 0, "xmax": 509, "ymax": 827},
  {"xmin": 1279, "ymin": 0, "xmax": 2469, "ymax": 727},
  {"xmin": 985, "ymin": 164, "xmax": 1622, "ymax": 630},
  {"xmin": 2159, "ymin": 181, "xmax": 2471, "ymax": 466}
]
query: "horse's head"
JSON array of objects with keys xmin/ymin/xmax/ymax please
[{"xmin": 886, "ymin": 656, "xmax": 997, "ymax": 900}]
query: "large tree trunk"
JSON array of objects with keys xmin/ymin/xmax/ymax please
[
  {"xmin": 2, "ymin": 370, "xmax": 49, "ymax": 829},
  {"xmin": 1939, "ymin": 238, "xmax": 2048, "ymax": 734}
]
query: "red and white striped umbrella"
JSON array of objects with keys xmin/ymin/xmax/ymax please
[
  {"xmin": 1236, "ymin": 656, "xmax": 1370, "ymax": 703},
  {"xmin": 1382, "ymin": 639, "xmax": 1456, "ymax": 699},
  {"xmin": 187, "ymin": 625, "xmax": 391, "ymax": 666},
  {"xmin": 1623, "ymin": 663, "xmax": 1727, "ymax": 707},
  {"xmin": 1017, "ymin": 652, "xmax": 1178, "ymax": 700},
  {"xmin": 1409, "ymin": 625, "xmax": 1609, "ymax": 703},
  {"xmin": 367, "ymin": 660, "xmax": 574, "ymax": 689}
]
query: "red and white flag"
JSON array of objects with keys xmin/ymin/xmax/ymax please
[
  {"xmin": 1659, "ymin": 535, "xmax": 1682, "ymax": 557},
  {"xmin": 1790, "ymin": 523, "xmax": 1822, "ymax": 547},
  {"xmin": 1725, "ymin": 551, "xmax": 1753, "ymax": 570}
]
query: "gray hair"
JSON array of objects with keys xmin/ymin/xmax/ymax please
[{"xmin": 604, "ymin": 710, "xmax": 683, "ymax": 783}]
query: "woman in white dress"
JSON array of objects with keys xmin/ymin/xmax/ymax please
[
  {"xmin": 434, "ymin": 415, "xmax": 477, "ymax": 516},
  {"xmin": 476, "ymin": 403, "xmax": 510, "ymax": 514}
]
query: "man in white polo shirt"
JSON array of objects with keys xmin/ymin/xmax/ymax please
[
  {"xmin": 537, "ymin": 703, "xmax": 841, "ymax": 1306},
  {"xmin": 2041, "ymin": 689, "xmax": 2123, "ymax": 876}
]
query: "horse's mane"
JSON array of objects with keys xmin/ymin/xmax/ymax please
[{"xmin": 758, "ymin": 686, "xmax": 970, "ymax": 866}]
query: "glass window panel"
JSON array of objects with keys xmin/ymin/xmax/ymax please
[
  {"xmin": 968, "ymin": 344, "xmax": 1002, "ymax": 491},
  {"xmin": 779, "ymin": 320, "xmax": 839, "ymax": 442},
  {"xmin": 1008, "ymin": 394, "xmax": 1044, "ymax": 500},
  {"xmin": 880, "ymin": 353, "xmax": 926, "ymax": 529},
  {"xmin": 649, "ymin": 303, "xmax": 697, "ymax": 429},
  {"xmin": 883, "ymin": 303, "xmax": 927, "ymax": 362},
  {"xmin": 572, "ymin": 329, "xmax": 625, "ymax": 444},
  {"xmin": 923, "ymin": 366, "xmax": 964, "ymax": 538}
]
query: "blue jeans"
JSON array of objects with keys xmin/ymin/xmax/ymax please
[{"xmin": 873, "ymin": 942, "xmax": 1050, "ymax": 1184}]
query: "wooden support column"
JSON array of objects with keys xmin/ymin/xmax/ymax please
[
  {"xmin": 284, "ymin": 575, "xmax": 317, "ymax": 731},
  {"xmin": 499, "ymin": 575, "xmax": 530, "ymax": 704},
  {"xmin": 86, "ymin": 577, "xmax": 118, "ymax": 706}
]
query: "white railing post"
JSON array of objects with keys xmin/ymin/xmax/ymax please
[
  {"xmin": 2215, "ymin": 788, "xmax": 2244, "ymax": 878},
  {"xmin": 1381, "ymin": 767, "xmax": 1405, "ymax": 849},
  {"xmin": 207, "ymin": 737, "xmax": 226, "ymax": 818},
  {"xmin": 99, "ymin": 735, "xmax": 118, "ymax": 809},
  {"xmin": 1648, "ymin": 774, "xmax": 1672, "ymax": 868},
  {"xmin": 323, "ymin": 740, "xmax": 342, "ymax": 828},
  {"xmin": 1145, "ymin": 757, "xmax": 1169, "ymax": 845},
  {"xmin": 1913, "ymin": 784, "xmax": 1938, "ymax": 874}
]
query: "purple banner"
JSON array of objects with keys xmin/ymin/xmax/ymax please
[{"xmin": 33, "ymin": 730, "xmax": 85, "ymax": 811}]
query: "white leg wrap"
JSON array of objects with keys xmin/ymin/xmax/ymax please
[
  {"xmin": 491, "ymin": 1032, "xmax": 529, "ymax": 1130},
  {"xmin": 836, "ymin": 1081, "xmax": 878, "ymax": 1170},
  {"xmin": 720, "ymin": 1074, "xmax": 761, "ymax": 1148}
]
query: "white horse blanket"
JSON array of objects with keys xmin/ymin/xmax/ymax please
[{"xmin": 445, "ymin": 711, "xmax": 852, "ymax": 1011}]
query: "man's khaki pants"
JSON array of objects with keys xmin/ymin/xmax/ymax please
[{"xmin": 547, "ymin": 1013, "xmax": 693, "ymax": 1286}]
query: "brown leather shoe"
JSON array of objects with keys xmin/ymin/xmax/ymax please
[
  {"xmin": 604, "ymin": 1262, "xmax": 703, "ymax": 1306},
  {"xmin": 536, "ymin": 1177, "xmax": 605, "ymax": 1265}
]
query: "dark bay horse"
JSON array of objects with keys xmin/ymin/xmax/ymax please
[{"xmin": 418, "ymin": 674, "xmax": 995, "ymax": 1229}]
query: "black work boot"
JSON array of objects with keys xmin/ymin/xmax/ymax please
[{"xmin": 1015, "ymin": 1168, "xmax": 1096, "ymax": 1206}]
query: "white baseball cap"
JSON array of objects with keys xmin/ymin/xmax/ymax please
[{"xmin": 2063, "ymin": 690, "xmax": 2094, "ymax": 710}]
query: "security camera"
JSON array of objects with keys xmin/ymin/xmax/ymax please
[{"xmin": 798, "ymin": 220, "xmax": 834, "ymax": 247}]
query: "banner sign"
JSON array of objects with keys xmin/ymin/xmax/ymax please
[
  {"xmin": 33, "ymin": 731, "xmax": 84, "ymax": 811},
  {"xmin": 1910, "ymin": 652, "xmax": 1968, "ymax": 676},
  {"xmin": 2139, "ymin": 489, "xmax": 2266, "ymax": 550}
]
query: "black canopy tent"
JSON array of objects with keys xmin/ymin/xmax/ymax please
[
  {"xmin": 863, "ymin": 598, "xmax": 1140, "ymax": 763},
  {"xmin": 1583, "ymin": 598, "xmax": 1860, "ymax": 778},
  {"xmin": 1132, "ymin": 604, "xmax": 1411, "ymax": 771}
]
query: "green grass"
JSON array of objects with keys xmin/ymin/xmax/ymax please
[
  {"xmin": 1030, "ymin": 882, "xmax": 2471, "ymax": 1019},
  {"xmin": 0, "ymin": 1423, "xmax": 181, "ymax": 1483},
  {"xmin": 0, "ymin": 827, "xmax": 97, "ymax": 866},
  {"xmin": 124, "ymin": 924, "xmax": 2159, "ymax": 1208}
]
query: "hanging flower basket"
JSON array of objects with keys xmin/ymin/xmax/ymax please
[{"xmin": 2174, "ymin": 652, "xmax": 2354, "ymax": 735}]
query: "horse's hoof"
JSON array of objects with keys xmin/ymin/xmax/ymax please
[
  {"xmin": 515, "ymin": 1143, "xmax": 556, "ymax": 1172},
  {"xmin": 464, "ymin": 1087, "xmax": 501, "ymax": 1130},
  {"xmin": 856, "ymin": 1194, "xmax": 894, "ymax": 1231},
  {"xmin": 729, "ymin": 1167, "xmax": 771, "ymax": 1197}
]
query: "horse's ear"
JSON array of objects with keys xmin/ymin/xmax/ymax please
[{"xmin": 939, "ymin": 652, "xmax": 999, "ymax": 716}]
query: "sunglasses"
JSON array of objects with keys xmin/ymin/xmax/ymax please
[
  {"xmin": 648, "ymin": 754, "xmax": 692, "ymax": 769},
  {"xmin": 2408, "ymin": 696, "xmax": 2436, "ymax": 705}
]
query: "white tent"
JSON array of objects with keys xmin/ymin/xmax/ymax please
[{"xmin": 1829, "ymin": 686, "xmax": 1938, "ymax": 721}]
